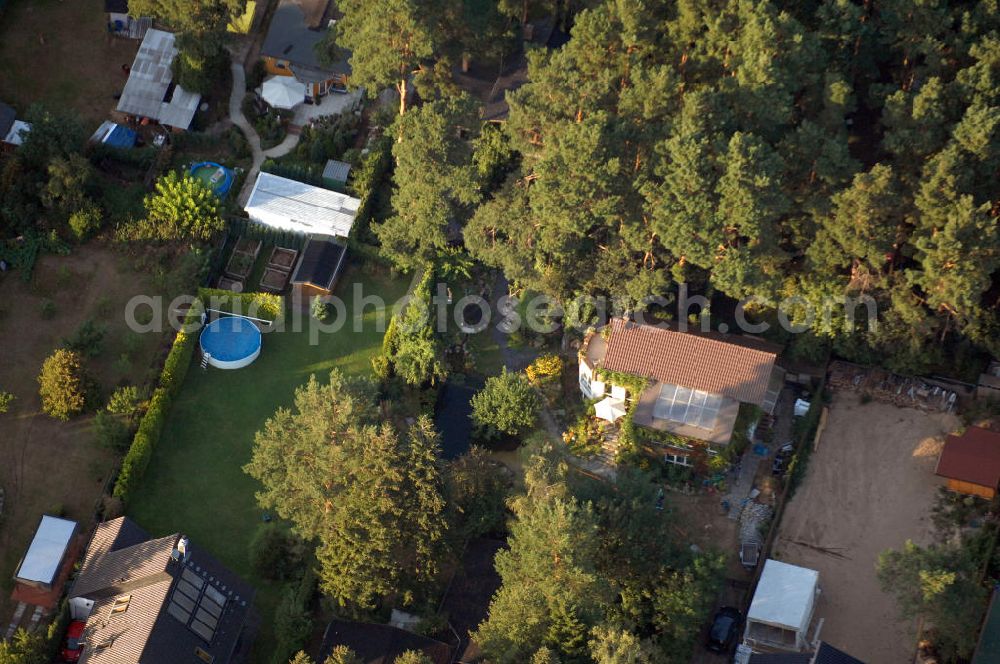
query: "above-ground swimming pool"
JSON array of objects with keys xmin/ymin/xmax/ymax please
[
  {"xmin": 199, "ymin": 316, "xmax": 262, "ymax": 369},
  {"xmin": 189, "ymin": 161, "xmax": 235, "ymax": 197}
]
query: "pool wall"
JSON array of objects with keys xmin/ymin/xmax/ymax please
[
  {"xmin": 189, "ymin": 161, "xmax": 235, "ymax": 197},
  {"xmin": 204, "ymin": 345, "xmax": 260, "ymax": 370}
]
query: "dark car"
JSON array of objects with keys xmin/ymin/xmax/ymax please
[
  {"xmin": 706, "ymin": 606, "xmax": 741, "ymax": 653},
  {"xmin": 61, "ymin": 620, "xmax": 86, "ymax": 662}
]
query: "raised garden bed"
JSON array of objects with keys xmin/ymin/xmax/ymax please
[
  {"xmin": 259, "ymin": 267, "xmax": 290, "ymax": 293},
  {"xmin": 267, "ymin": 246, "xmax": 299, "ymax": 270},
  {"xmin": 233, "ymin": 237, "xmax": 262, "ymax": 258},
  {"xmin": 225, "ymin": 250, "xmax": 256, "ymax": 279}
]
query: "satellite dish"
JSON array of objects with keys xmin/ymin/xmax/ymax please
[{"xmin": 199, "ymin": 102, "xmax": 209, "ymax": 112}]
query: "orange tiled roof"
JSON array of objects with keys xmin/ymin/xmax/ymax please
[
  {"xmin": 936, "ymin": 427, "xmax": 1000, "ymax": 489},
  {"xmin": 600, "ymin": 318, "xmax": 779, "ymax": 406}
]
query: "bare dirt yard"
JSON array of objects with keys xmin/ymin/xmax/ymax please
[
  {"xmin": 0, "ymin": 0, "xmax": 139, "ymax": 126},
  {"xmin": 774, "ymin": 392, "xmax": 960, "ymax": 663},
  {"xmin": 0, "ymin": 245, "xmax": 171, "ymax": 626}
]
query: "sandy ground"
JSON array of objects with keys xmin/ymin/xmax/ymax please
[
  {"xmin": 774, "ymin": 393, "xmax": 959, "ymax": 663},
  {"xmin": 0, "ymin": 246, "xmax": 168, "ymax": 625}
]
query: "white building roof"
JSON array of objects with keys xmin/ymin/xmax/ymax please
[
  {"xmin": 117, "ymin": 29, "xmax": 201, "ymax": 130},
  {"xmin": 15, "ymin": 515, "xmax": 77, "ymax": 585},
  {"xmin": 244, "ymin": 172, "xmax": 360, "ymax": 238},
  {"xmin": 747, "ymin": 559, "xmax": 819, "ymax": 634},
  {"xmin": 4, "ymin": 120, "xmax": 30, "ymax": 146}
]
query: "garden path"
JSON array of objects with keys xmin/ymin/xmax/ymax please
[{"xmin": 228, "ymin": 59, "xmax": 302, "ymax": 207}]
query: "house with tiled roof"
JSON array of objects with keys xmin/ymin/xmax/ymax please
[
  {"xmin": 67, "ymin": 517, "xmax": 255, "ymax": 664},
  {"xmin": 935, "ymin": 426, "xmax": 1000, "ymax": 499},
  {"xmin": 579, "ymin": 318, "xmax": 783, "ymax": 463}
]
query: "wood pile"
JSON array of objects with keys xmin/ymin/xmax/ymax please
[{"xmin": 828, "ymin": 361, "xmax": 958, "ymax": 412}]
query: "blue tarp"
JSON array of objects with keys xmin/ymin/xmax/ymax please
[{"xmin": 104, "ymin": 124, "xmax": 137, "ymax": 149}]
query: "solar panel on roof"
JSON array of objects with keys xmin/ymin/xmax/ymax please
[
  {"xmin": 167, "ymin": 600, "xmax": 192, "ymax": 624},
  {"xmin": 182, "ymin": 567, "xmax": 206, "ymax": 588},
  {"xmin": 205, "ymin": 584, "xmax": 227, "ymax": 606},
  {"xmin": 190, "ymin": 618, "xmax": 215, "ymax": 642},
  {"xmin": 166, "ymin": 564, "xmax": 229, "ymax": 643},
  {"xmin": 177, "ymin": 578, "xmax": 202, "ymax": 599},
  {"xmin": 200, "ymin": 597, "xmax": 223, "ymax": 619},
  {"xmin": 172, "ymin": 591, "xmax": 196, "ymax": 612},
  {"xmin": 195, "ymin": 607, "xmax": 219, "ymax": 630}
]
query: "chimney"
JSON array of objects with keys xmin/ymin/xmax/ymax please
[{"xmin": 171, "ymin": 536, "xmax": 191, "ymax": 563}]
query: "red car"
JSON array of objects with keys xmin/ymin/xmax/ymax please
[{"xmin": 61, "ymin": 620, "xmax": 86, "ymax": 662}]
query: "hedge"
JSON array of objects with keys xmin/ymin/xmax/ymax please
[
  {"xmin": 198, "ymin": 288, "xmax": 284, "ymax": 322},
  {"xmin": 160, "ymin": 305, "xmax": 202, "ymax": 397},
  {"xmin": 113, "ymin": 387, "xmax": 170, "ymax": 502}
]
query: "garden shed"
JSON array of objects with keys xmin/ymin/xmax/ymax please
[
  {"xmin": 744, "ymin": 559, "xmax": 820, "ymax": 652},
  {"xmin": 935, "ymin": 426, "xmax": 1000, "ymax": 499},
  {"xmin": 291, "ymin": 238, "xmax": 347, "ymax": 297},
  {"xmin": 322, "ymin": 159, "xmax": 351, "ymax": 189},
  {"xmin": 14, "ymin": 515, "xmax": 77, "ymax": 590},
  {"xmin": 116, "ymin": 29, "xmax": 201, "ymax": 130}
]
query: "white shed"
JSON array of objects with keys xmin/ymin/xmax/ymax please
[
  {"xmin": 743, "ymin": 559, "xmax": 820, "ymax": 651},
  {"xmin": 243, "ymin": 172, "xmax": 361, "ymax": 239},
  {"xmin": 15, "ymin": 515, "xmax": 78, "ymax": 589}
]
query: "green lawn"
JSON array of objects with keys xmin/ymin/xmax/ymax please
[{"xmin": 127, "ymin": 261, "xmax": 408, "ymax": 662}]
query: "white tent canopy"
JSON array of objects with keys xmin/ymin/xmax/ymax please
[
  {"xmin": 261, "ymin": 75, "xmax": 306, "ymax": 110},
  {"xmin": 745, "ymin": 559, "xmax": 819, "ymax": 648},
  {"xmin": 594, "ymin": 396, "xmax": 627, "ymax": 422}
]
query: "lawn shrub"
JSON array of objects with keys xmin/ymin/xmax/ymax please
[
  {"xmin": 94, "ymin": 410, "xmax": 132, "ymax": 453},
  {"xmin": 114, "ymin": 387, "xmax": 170, "ymax": 502},
  {"xmin": 68, "ymin": 203, "xmax": 102, "ymax": 241},
  {"xmin": 63, "ymin": 318, "xmax": 107, "ymax": 358},
  {"xmin": 0, "ymin": 390, "xmax": 15, "ymax": 413},
  {"xmin": 38, "ymin": 348, "xmax": 90, "ymax": 421},
  {"xmin": 249, "ymin": 524, "xmax": 304, "ymax": 581}
]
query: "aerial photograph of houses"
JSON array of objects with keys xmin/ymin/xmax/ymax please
[{"xmin": 1, "ymin": 1, "xmax": 1000, "ymax": 664}]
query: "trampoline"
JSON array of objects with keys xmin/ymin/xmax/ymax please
[
  {"xmin": 199, "ymin": 316, "xmax": 262, "ymax": 369},
  {"xmin": 189, "ymin": 161, "xmax": 235, "ymax": 197}
]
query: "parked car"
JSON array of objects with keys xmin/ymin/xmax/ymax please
[
  {"xmin": 772, "ymin": 443, "xmax": 795, "ymax": 476},
  {"xmin": 706, "ymin": 606, "xmax": 741, "ymax": 652},
  {"xmin": 61, "ymin": 620, "xmax": 86, "ymax": 662}
]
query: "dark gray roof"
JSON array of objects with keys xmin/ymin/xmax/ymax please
[
  {"xmin": 0, "ymin": 103, "xmax": 15, "ymax": 140},
  {"xmin": 320, "ymin": 620, "xmax": 454, "ymax": 664},
  {"xmin": 748, "ymin": 654, "xmax": 811, "ymax": 664},
  {"xmin": 71, "ymin": 517, "xmax": 254, "ymax": 664},
  {"xmin": 291, "ymin": 238, "xmax": 346, "ymax": 290},
  {"xmin": 322, "ymin": 159, "xmax": 351, "ymax": 183},
  {"xmin": 814, "ymin": 642, "xmax": 866, "ymax": 664},
  {"xmin": 105, "ymin": 0, "xmax": 129, "ymax": 12},
  {"xmin": 748, "ymin": 643, "xmax": 865, "ymax": 664},
  {"xmin": 261, "ymin": 0, "xmax": 350, "ymax": 76}
]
